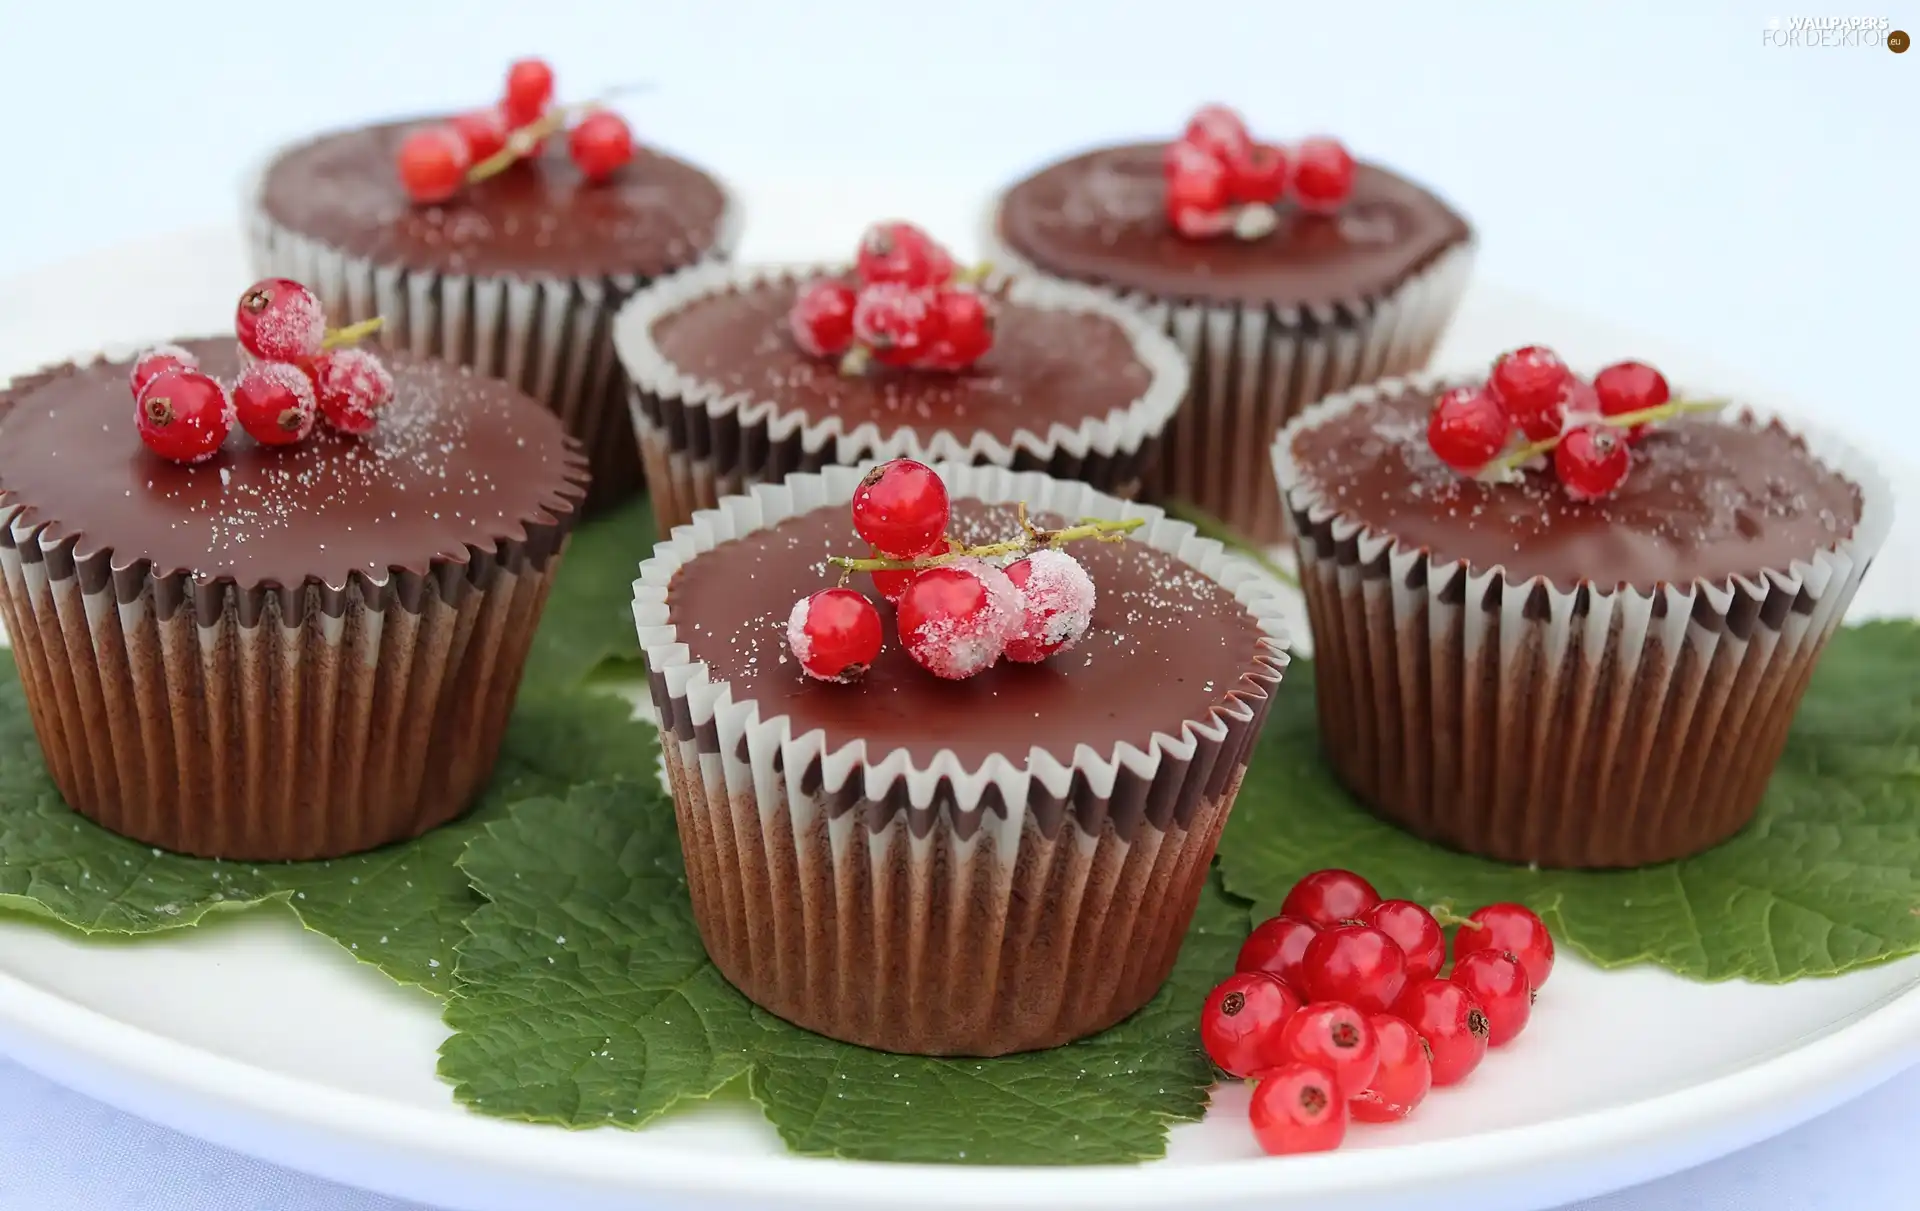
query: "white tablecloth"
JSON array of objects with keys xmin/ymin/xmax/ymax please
[{"xmin": 2, "ymin": 1057, "xmax": 1912, "ymax": 1210}]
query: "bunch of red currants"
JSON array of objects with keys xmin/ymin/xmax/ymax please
[
  {"xmin": 1163, "ymin": 104, "xmax": 1357, "ymax": 239},
  {"xmin": 788, "ymin": 222, "xmax": 994, "ymax": 373}
]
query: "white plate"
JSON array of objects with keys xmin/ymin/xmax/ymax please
[{"xmin": 0, "ymin": 186, "xmax": 1915, "ymax": 1211}]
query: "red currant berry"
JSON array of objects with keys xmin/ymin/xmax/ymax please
[
  {"xmin": 135, "ymin": 369, "xmax": 231, "ymax": 464},
  {"xmin": 503, "ymin": 57, "xmax": 555, "ymax": 128},
  {"xmin": 1453, "ymin": 902, "xmax": 1555, "ymax": 990},
  {"xmin": 1593, "ymin": 359, "xmax": 1670, "ymax": 441},
  {"xmin": 895, "ymin": 560, "xmax": 1022, "ymax": 680},
  {"xmin": 785, "ymin": 588, "xmax": 884, "ymax": 683},
  {"xmin": 855, "ymin": 222, "xmax": 956, "ymax": 289},
  {"xmin": 450, "ymin": 109, "xmax": 508, "ymax": 163},
  {"xmin": 1249, "ymin": 1063, "xmax": 1346, "ymax": 1156},
  {"xmin": 1365, "ymin": 901, "xmax": 1446, "ymax": 982},
  {"xmin": 128, "ymin": 345, "xmax": 199, "ymax": 399},
  {"xmin": 1487, "ymin": 345, "xmax": 1572, "ymax": 440},
  {"xmin": 1278, "ymin": 1001, "xmax": 1378, "ymax": 1097},
  {"xmin": 1426, "ymin": 385, "xmax": 1510, "ymax": 473},
  {"xmin": 851, "ymin": 283, "xmax": 945, "ymax": 367},
  {"xmin": 1235, "ymin": 915, "xmax": 1319, "ymax": 989},
  {"xmin": 1181, "ymin": 104, "xmax": 1252, "ymax": 162},
  {"xmin": 1554, "ymin": 423, "xmax": 1631, "ymax": 501},
  {"xmin": 788, "ymin": 279, "xmax": 859, "ymax": 358},
  {"xmin": 1450, "ymin": 950, "xmax": 1532, "ymax": 1046},
  {"xmin": 1301, "ymin": 924, "xmax": 1408, "ymax": 1015},
  {"xmin": 1199, "ymin": 971, "xmax": 1304, "ymax": 1078},
  {"xmin": 236, "ymin": 278, "xmax": 327, "ymax": 364},
  {"xmin": 1280, "ymin": 869, "xmax": 1381, "ymax": 930},
  {"xmin": 1392, "ymin": 978, "xmax": 1489, "ymax": 1087},
  {"xmin": 569, "ymin": 111, "xmax": 635, "ymax": 183},
  {"xmin": 917, "ymin": 287, "xmax": 995, "ymax": 371},
  {"xmin": 397, "ymin": 126, "xmax": 472, "ymax": 205},
  {"xmin": 232, "ymin": 362, "xmax": 318, "ymax": 447},
  {"xmin": 1224, "ymin": 142, "xmax": 1289, "ymax": 206},
  {"xmin": 1350, "ymin": 1014, "xmax": 1432, "ymax": 1123},
  {"xmin": 851, "ymin": 459, "xmax": 950, "ymax": 556},
  {"xmin": 870, "ymin": 539, "xmax": 943, "ymax": 605},
  {"xmin": 1166, "ymin": 156, "xmax": 1231, "ymax": 237},
  {"xmin": 1292, "ymin": 138, "xmax": 1356, "ymax": 212},
  {"xmin": 311, "ymin": 347, "xmax": 395, "ymax": 436},
  {"xmin": 1001, "ymin": 550, "xmax": 1094, "ymax": 663}
]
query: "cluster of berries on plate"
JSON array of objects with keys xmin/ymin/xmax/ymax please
[
  {"xmin": 785, "ymin": 459, "xmax": 1140, "ymax": 682},
  {"xmin": 788, "ymin": 222, "xmax": 995, "ymax": 374},
  {"xmin": 129, "ymin": 278, "xmax": 393, "ymax": 465},
  {"xmin": 1424, "ymin": 347, "xmax": 1710, "ymax": 501},
  {"xmin": 1200, "ymin": 868, "xmax": 1554, "ymax": 1156},
  {"xmin": 398, "ymin": 57, "xmax": 637, "ymax": 204},
  {"xmin": 1164, "ymin": 104, "xmax": 1357, "ymax": 240}
]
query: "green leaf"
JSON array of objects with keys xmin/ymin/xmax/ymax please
[
  {"xmin": 443, "ymin": 779, "xmax": 1246, "ymax": 1163},
  {"xmin": 1219, "ymin": 622, "xmax": 1920, "ymax": 983},
  {"xmin": 523, "ymin": 497, "xmax": 657, "ymax": 692}
]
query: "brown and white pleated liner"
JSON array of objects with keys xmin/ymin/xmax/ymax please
[
  {"xmin": 244, "ymin": 162, "xmax": 743, "ymax": 514},
  {"xmin": 0, "ymin": 359, "xmax": 590, "ymax": 863},
  {"xmin": 633, "ymin": 463, "xmax": 1290, "ymax": 1056},
  {"xmin": 611, "ymin": 263, "xmax": 1191, "ymax": 537},
  {"xmin": 1271, "ymin": 375, "xmax": 1895, "ymax": 870},
  {"xmin": 983, "ymin": 204, "xmax": 1476, "ymax": 547}
]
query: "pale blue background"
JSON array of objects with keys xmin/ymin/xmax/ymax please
[{"xmin": 0, "ymin": 0, "xmax": 1914, "ymax": 1206}]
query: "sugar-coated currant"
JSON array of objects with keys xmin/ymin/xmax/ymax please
[
  {"xmin": 1301, "ymin": 924, "xmax": 1408, "ymax": 1015},
  {"xmin": 1554, "ymin": 423, "xmax": 1632, "ymax": 501},
  {"xmin": 1427, "ymin": 385, "xmax": 1510, "ymax": 473},
  {"xmin": 789, "ymin": 279, "xmax": 860, "ymax": 358},
  {"xmin": 1001, "ymin": 550, "xmax": 1094, "ymax": 663},
  {"xmin": 1292, "ymin": 138, "xmax": 1356, "ymax": 212},
  {"xmin": 855, "ymin": 222, "xmax": 956, "ymax": 290},
  {"xmin": 1450, "ymin": 950, "xmax": 1532, "ymax": 1046},
  {"xmin": 851, "ymin": 283, "xmax": 945, "ymax": 366},
  {"xmin": 236, "ymin": 278, "xmax": 327, "ymax": 364},
  {"xmin": 503, "ymin": 57, "xmax": 555, "ymax": 128},
  {"xmin": 1165, "ymin": 148, "xmax": 1232, "ymax": 239},
  {"xmin": 919, "ymin": 287, "xmax": 994, "ymax": 371},
  {"xmin": 1181, "ymin": 104, "xmax": 1252, "ymax": 161},
  {"xmin": 1487, "ymin": 346, "xmax": 1572, "ymax": 440},
  {"xmin": 135, "ymin": 369, "xmax": 231, "ymax": 464},
  {"xmin": 1453, "ymin": 902, "xmax": 1555, "ymax": 990},
  {"xmin": 851, "ymin": 459, "xmax": 950, "ymax": 557},
  {"xmin": 311, "ymin": 347, "xmax": 395, "ymax": 435},
  {"xmin": 232, "ymin": 362, "xmax": 318, "ymax": 446},
  {"xmin": 569, "ymin": 111, "xmax": 636, "ymax": 182},
  {"xmin": 1249, "ymin": 1063, "xmax": 1347, "ymax": 1156},
  {"xmin": 1235, "ymin": 915, "xmax": 1319, "ymax": 990},
  {"xmin": 1349, "ymin": 1014, "xmax": 1432, "ymax": 1123},
  {"xmin": 1365, "ymin": 900, "xmax": 1446, "ymax": 983},
  {"xmin": 1593, "ymin": 359, "xmax": 1670, "ymax": 441},
  {"xmin": 895, "ymin": 560, "xmax": 1023, "ymax": 680},
  {"xmin": 1199, "ymin": 971, "xmax": 1304, "ymax": 1078},
  {"xmin": 129, "ymin": 345, "xmax": 199, "ymax": 399},
  {"xmin": 1277, "ymin": 1001, "xmax": 1379, "ymax": 1097},
  {"xmin": 450, "ymin": 109, "xmax": 508, "ymax": 162},
  {"xmin": 785, "ymin": 588, "xmax": 885, "ymax": 683},
  {"xmin": 1392, "ymin": 978, "xmax": 1489, "ymax": 1087},
  {"xmin": 397, "ymin": 126, "xmax": 472, "ymax": 204},
  {"xmin": 1280, "ymin": 869, "xmax": 1381, "ymax": 930},
  {"xmin": 1224, "ymin": 142, "xmax": 1289, "ymax": 206},
  {"xmin": 870, "ymin": 539, "xmax": 944, "ymax": 604}
]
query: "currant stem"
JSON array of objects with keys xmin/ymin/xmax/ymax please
[
  {"xmin": 952, "ymin": 260, "xmax": 995, "ymax": 286},
  {"xmin": 838, "ymin": 345, "xmax": 873, "ymax": 377},
  {"xmin": 827, "ymin": 516, "xmax": 1145, "ymax": 572},
  {"xmin": 320, "ymin": 317, "xmax": 384, "ymax": 350},
  {"xmin": 1477, "ymin": 398, "xmax": 1727, "ymax": 481}
]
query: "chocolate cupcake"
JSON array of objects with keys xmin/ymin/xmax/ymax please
[
  {"xmin": 1273, "ymin": 368, "xmax": 1891, "ymax": 868},
  {"xmin": 0, "ymin": 341, "xmax": 586, "ymax": 861},
  {"xmin": 990, "ymin": 107, "xmax": 1473, "ymax": 545},
  {"xmin": 634, "ymin": 464, "xmax": 1289, "ymax": 1055},
  {"xmin": 247, "ymin": 97, "xmax": 737, "ymax": 513},
  {"xmin": 615, "ymin": 262, "xmax": 1188, "ymax": 536}
]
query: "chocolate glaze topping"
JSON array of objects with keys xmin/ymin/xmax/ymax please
[
  {"xmin": 648, "ymin": 280, "xmax": 1153, "ymax": 442},
  {"xmin": 995, "ymin": 143, "xmax": 1471, "ymax": 310},
  {"xmin": 666, "ymin": 500, "xmax": 1265, "ymax": 767},
  {"xmin": 0, "ymin": 340, "xmax": 586, "ymax": 591},
  {"xmin": 1287, "ymin": 385, "xmax": 1863, "ymax": 590},
  {"xmin": 258, "ymin": 119, "xmax": 729, "ymax": 280}
]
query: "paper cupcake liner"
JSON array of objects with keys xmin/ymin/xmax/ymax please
[
  {"xmin": 613, "ymin": 264, "xmax": 1190, "ymax": 537},
  {"xmin": 984, "ymin": 206, "xmax": 1475, "ymax": 546},
  {"xmin": 1271, "ymin": 375, "xmax": 1894, "ymax": 868},
  {"xmin": 633, "ymin": 463, "xmax": 1290, "ymax": 1055},
  {"xmin": 245, "ymin": 180, "xmax": 743, "ymax": 514}
]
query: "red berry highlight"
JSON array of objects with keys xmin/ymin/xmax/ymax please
[
  {"xmin": 1292, "ymin": 138, "xmax": 1356, "ymax": 212},
  {"xmin": 1236, "ymin": 915, "xmax": 1319, "ymax": 989},
  {"xmin": 1450, "ymin": 950, "xmax": 1533, "ymax": 1046},
  {"xmin": 1593, "ymin": 359, "xmax": 1670, "ymax": 441},
  {"xmin": 129, "ymin": 345, "xmax": 199, "ymax": 399},
  {"xmin": 1487, "ymin": 346, "xmax": 1572, "ymax": 441},
  {"xmin": 1225, "ymin": 142, "xmax": 1289, "ymax": 206},
  {"xmin": 1002, "ymin": 550, "xmax": 1094, "ymax": 663},
  {"xmin": 503, "ymin": 58, "xmax": 555, "ymax": 128},
  {"xmin": 1350, "ymin": 1014, "xmax": 1432, "ymax": 1123},
  {"xmin": 236, "ymin": 278, "xmax": 326, "ymax": 364},
  {"xmin": 852, "ymin": 283, "xmax": 944, "ymax": 366},
  {"xmin": 450, "ymin": 109, "xmax": 508, "ymax": 162},
  {"xmin": 789, "ymin": 279, "xmax": 859, "ymax": 358},
  {"xmin": 1392, "ymin": 978, "xmax": 1489, "ymax": 1086},
  {"xmin": 1365, "ymin": 900, "xmax": 1446, "ymax": 983},
  {"xmin": 1181, "ymin": 104, "xmax": 1252, "ymax": 162},
  {"xmin": 1301, "ymin": 923, "xmax": 1408, "ymax": 1015},
  {"xmin": 232, "ymin": 362, "xmax": 318, "ymax": 447},
  {"xmin": 312, "ymin": 347, "xmax": 395, "ymax": 435},
  {"xmin": 1427, "ymin": 385, "xmax": 1510, "ymax": 473},
  {"xmin": 786, "ymin": 588, "xmax": 885, "ymax": 683},
  {"xmin": 919, "ymin": 287, "xmax": 994, "ymax": 371},
  {"xmin": 1199, "ymin": 971, "xmax": 1303, "ymax": 1078},
  {"xmin": 1453, "ymin": 902, "xmax": 1555, "ymax": 990},
  {"xmin": 569, "ymin": 111, "xmax": 635, "ymax": 183},
  {"xmin": 1280, "ymin": 869, "xmax": 1381, "ymax": 930},
  {"xmin": 1249, "ymin": 1063, "xmax": 1346, "ymax": 1156},
  {"xmin": 855, "ymin": 222, "xmax": 956, "ymax": 290},
  {"xmin": 1554, "ymin": 423, "xmax": 1632, "ymax": 501},
  {"xmin": 397, "ymin": 126, "xmax": 472, "ymax": 205},
  {"xmin": 135, "ymin": 370, "xmax": 231, "ymax": 464},
  {"xmin": 895, "ymin": 560, "xmax": 1023, "ymax": 681},
  {"xmin": 1278, "ymin": 1001, "xmax": 1379, "ymax": 1097},
  {"xmin": 851, "ymin": 459, "xmax": 950, "ymax": 556}
]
